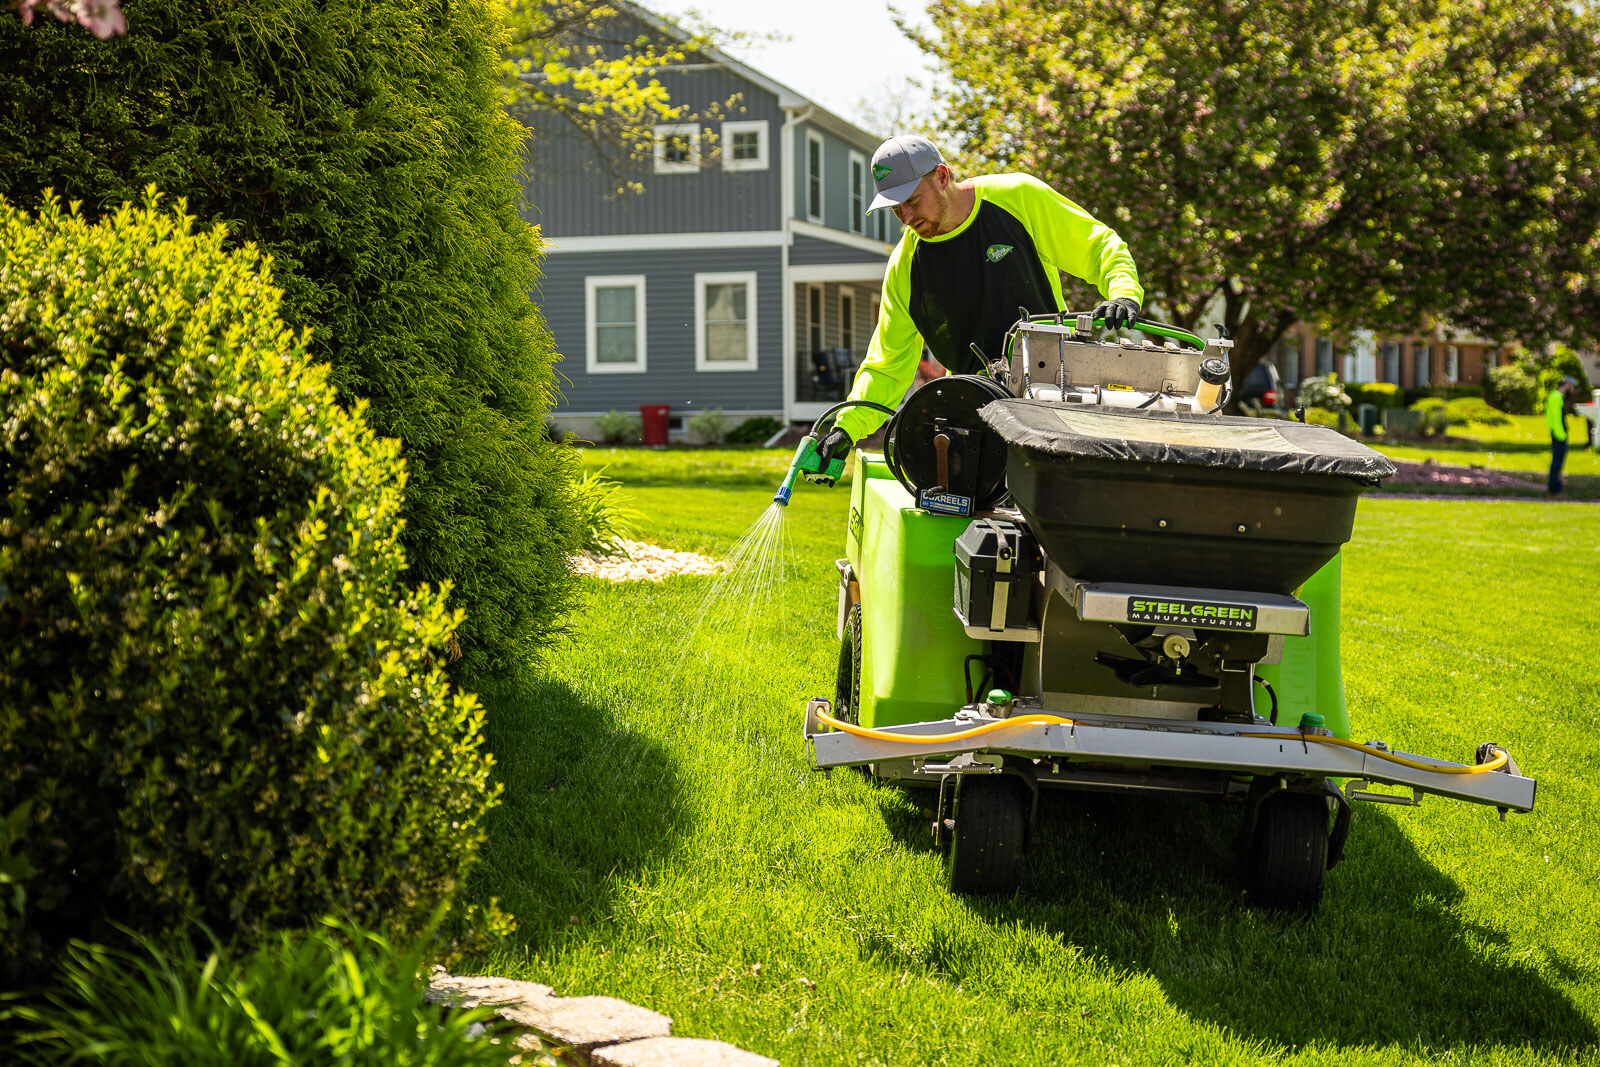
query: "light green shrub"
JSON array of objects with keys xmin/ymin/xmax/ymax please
[
  {"xmin": 687, "ymin": 407, "xmax": 728, "ymax": 444},
  {"xmin": 592, "ymin": 409, "xmax": 643, "ymax": 444},
  {"xmin": 1445, "ymin": 397, "xmax": 1511, "ymax": 426},
  {"xmin": 0, "ymin": 195, "xmax": 497, "ymax": 973}
]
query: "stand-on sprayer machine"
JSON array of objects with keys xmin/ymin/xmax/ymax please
[{"xmin": 776, "ymin": 312, "xmax": 1534, "ymax": 911}]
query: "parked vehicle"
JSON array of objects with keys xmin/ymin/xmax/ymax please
[{"xmin": 1238, "ymin": 359, "xmax": 1281, "ymax": 413}]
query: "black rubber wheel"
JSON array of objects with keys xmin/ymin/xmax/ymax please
[
  {"xmin": 835, "ymin": 604, "xmax": 863, "ymax": 725},
  {"xmin": 946, "ymin": 775, "xmax": 1027, "ymax": 895},
  {"xmin": 1242, "ymin": 792, "xmax": 1329, "ymax": 913}
]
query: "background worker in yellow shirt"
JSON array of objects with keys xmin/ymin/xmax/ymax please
[
  {"xmin": 819, "ymin": 135, "xmax": 1144, "ymax": 460},
  {"xmin": 1547, "ymin": 376, "xmax": 1581, "ymax": 497}
]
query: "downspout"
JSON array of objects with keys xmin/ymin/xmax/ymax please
[{"xmin": 780, "ymin": 105, "xmax": 815, "ymax": 426}]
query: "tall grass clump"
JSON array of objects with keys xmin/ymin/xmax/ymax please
[
  {"xmin": 0, "ymin": 195, "xmax": 497, "ymax": 978},
  {"xmin": 0, "ymin": 0, "xmax": 580, "ymax": 677},
  {"xmin": 5, "ymin": 921, "xmax": 514, "ymax": 1066}
]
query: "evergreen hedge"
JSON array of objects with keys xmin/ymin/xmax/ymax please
[
  {"xmin": 0, "ymin": 0, "xmax": 580, "ymax": 676},
  {"xmin": 0, "ymin": 195, "xmax": 498, "ymax": 973}
]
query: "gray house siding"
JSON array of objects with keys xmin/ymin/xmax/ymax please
[
  {"xmin": 790, "ymin": 234, "xmax": 893, "ymax": 266},
  {"xmin": 793, "ymin": 123, "xmax": 874, "ymax": 235},
  {"xmin": 543, "ymin": 246, "xmax": 784, "ymax": 414},
  {"xmin": 523, "ymin": 65, "xmax": 784, "ymax": 238}
]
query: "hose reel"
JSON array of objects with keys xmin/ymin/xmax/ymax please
[{"xmin": 885, "ymin": 375, "xmax": 1011, "ymax": 516}]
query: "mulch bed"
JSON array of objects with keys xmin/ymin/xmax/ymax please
[{"xmin": 1382, "ymin": 458, "xmax": 1538, "ymax": 491}]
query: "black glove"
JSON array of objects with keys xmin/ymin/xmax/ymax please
[
  {"xmin": 817, "ymin": 426, "xmax": 853, "ymax": 463},
  {"xmin": 1092, "ymin": 297, "xmax": 1141, "ymax": 330}
]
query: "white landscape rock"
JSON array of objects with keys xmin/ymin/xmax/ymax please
[{"xmin": 571, "ymin": 539, "xmax": 723, "ymax": 583}]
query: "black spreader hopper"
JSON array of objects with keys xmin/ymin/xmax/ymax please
[{"xmin": 979, "ymin": 400, "xmax": 1396, "ymax": 595}]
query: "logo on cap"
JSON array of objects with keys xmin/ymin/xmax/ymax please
[
  {"xmin": 873, "ymin": 163, "xmax": 893, "ymax": 182},
  {"xmin": 986, "ymin": 244, "xmax": 1013, "ymax": 263}
]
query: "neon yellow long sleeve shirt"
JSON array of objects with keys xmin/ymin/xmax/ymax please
[
  {"xmin": 835, "ymin": 173, "xmax": 1143, "ymax": 443},
  {"xmin": 1547, "ymin": 388, "xmax": 1567, "ymax": 442}
]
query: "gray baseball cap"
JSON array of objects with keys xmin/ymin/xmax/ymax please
[{"xmin": 867, "ymin": 135, "xmax": 944, "ymax": 213}]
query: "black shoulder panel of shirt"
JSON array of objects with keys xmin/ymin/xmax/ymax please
[{"xmin": 907, "ymin": 199, "xmax": 1058, "ymax": 375}]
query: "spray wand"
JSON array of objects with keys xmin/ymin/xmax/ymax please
[{"xmin": 773, "ymin": 400, "xmax": 899, "ymax": 507}]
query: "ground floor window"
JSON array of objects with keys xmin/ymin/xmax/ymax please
[
  {"xmin": 1276, "ymin": 334, "xmax": 1301, "ymax": 388},
  {"xmin": 1381, "ymin": 341, "xmax": 1400, "ymax": 383},
  {"xmin": 695, "ymin": 272, "xmax": 758, "ymax": 371},
  {"xmin": 585, "ymin": 275, "xmax": 646, "ymax": 374},
  {"xmin": 1315, "ymin": 337, "xmax": 1334, "ymax": 377},
  {"xmin": 1445, "ymin": 344, "xmax": 1459, "ymax": 383}
]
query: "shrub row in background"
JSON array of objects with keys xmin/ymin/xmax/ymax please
[
  {"xmin": 0, "ymin": 196, "xmax": 498, "ymax": 976},
  {"xmin": 1343, "ymin": 382, "xmax": 1403, "ymax": 410},
  {"xmin": 0, "ymin": 0, "xmax": 579, "ymax": 677}
]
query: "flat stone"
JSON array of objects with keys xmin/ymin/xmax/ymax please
[
  {"xmin": 501, "ymin": 995, "xmax": 672, "ymax": 1050},
  {"xmin": 426, "ymin": 973, "xmax": 555, "ymax": 1010},
  {"xmin": 592, "ymin": 1037, "xmax": 779, "ymax": 1067}
]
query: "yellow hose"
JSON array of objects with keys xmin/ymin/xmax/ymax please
[
  {"xmin": 815, "ymin": 708, "xmax": 1510, "ymax": 776},
  {"xmin": 815, "ymin": 708, "xmax": 1075, "ymax": 744},
  {"xmin": 1243, "ymin": 731, "xmax": 1509, "ymax": 775}
]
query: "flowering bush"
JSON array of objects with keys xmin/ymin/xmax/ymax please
[{"xmin": 1298, "ymin": 373, "xmax": 1351, "ymax": 412}]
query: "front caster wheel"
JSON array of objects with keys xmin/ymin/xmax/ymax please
[
  {"xmin": 946, "ymin": 775, "xmax": 1027, "ymax": 895},
  {"xmin": 1242, "ymin": 791, "xmax": 1329, "ymax": 913}
]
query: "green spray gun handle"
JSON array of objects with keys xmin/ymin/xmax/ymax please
[{"xmin": 773, "ymin": 435, "xmax": 845, "ymax": 506}]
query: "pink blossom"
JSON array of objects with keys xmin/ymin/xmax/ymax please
[{"xmin": 16, "ymin": 0, "xmax": 126, "ymax": 39}]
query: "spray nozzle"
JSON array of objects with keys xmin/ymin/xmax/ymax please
[{"xmin": 773, "ymin": 433, "xmax": 846, "ymax": 506}]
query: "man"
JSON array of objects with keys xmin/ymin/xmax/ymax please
[
  {"xmin": 1547, "ymin": 376, "xmax": 1581, "ymax": 497},
  {"xmin": 820, "ymin": 135, "xmax": 1144, "ymax": 458}
]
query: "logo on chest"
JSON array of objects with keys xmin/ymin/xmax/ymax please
[{"xmin": 985, "ymin": 244, "xmax": 1013, "ymax": 263}]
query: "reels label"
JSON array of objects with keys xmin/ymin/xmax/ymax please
[
  {"xmin": 918, "ymin": 490, "xmax": 973, "ymax": 516},
  {"xmin": 1126, "ymin": 596, "xmax": 1257, "ymax": 631}
]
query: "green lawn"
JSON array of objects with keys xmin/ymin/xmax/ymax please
[
  {"xmin": 467, "ymin": 448, "xmax": 1600, "ymax": 1065},
  {"xmin": 1369, "ymin": 414, "xmax": 1600, "ymax": 477}
]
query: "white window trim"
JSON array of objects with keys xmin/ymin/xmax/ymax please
[
  {"xmin": 721, "ymin": 119, "xmax": 769, "ymax": 172},
  {"xmin": 806, "ymin": 130, "xmax": 825, "ymax": 224},
  {"xmin": 806, "ymin": 282, "xmax": 825, "ymax": 353},
  {"xmin": 653, "ymin": 123, "xmax": 700, "ymax": 174},
  {"xmin": 848, "ymin": 150, "xmax": 866, "ymax": 235},
  {"xmin": 585, "ymin": 275, "xmax": 647, "ymax": 375},
  {"xmin": 838, "ymin": 285, "xmax": 856, "ymax": 354},
  {"xmin": 695, "ymin": 271, "xmax": 759, "ymax": 372}
]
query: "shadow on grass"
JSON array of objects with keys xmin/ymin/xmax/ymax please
[
  {"xmin": 469, "ymin": 672, "xmax": 687, "ymax": 951},
  {"xmin": 877, "ymin": 787, "xmax": 1594, "ymax": 1052}
]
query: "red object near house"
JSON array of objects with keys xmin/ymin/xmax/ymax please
[
  {"xmin": 1263, "ymin": 389, "xmax": 1277, "ymax": 407},
  {"xmin": 639, "ymin": 404, "xmax": 670, "ymax": 446}
]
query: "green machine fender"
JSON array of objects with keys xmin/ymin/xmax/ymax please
[
  {"xmin": 846, "ymin": 452, "xmax": 983, "ymax": 728},
  {"xmin": 1255, "ymin": 555, "xmax": 1351, "ymax": 739}
]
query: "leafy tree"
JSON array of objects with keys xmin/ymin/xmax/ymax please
[
  {"xmin": 1, "ymin": 0, "xmax": 581, "ymax": 677},
  {"xmin": 503, "ymin": 0, "xmax": 745, "ymax": 194},
  {"xmin": 916, "ymin": 0, "xmax": 1600, "ymax": 402}
]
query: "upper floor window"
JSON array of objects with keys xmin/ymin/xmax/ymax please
[
  {"xmin": 653, "ymin": 123, "xmax": 699, "ymax": 174},
  {"xmin": 806, "ymin": 131, "xmax": 824, "ymax": 223},
  {"xmin": 721, "ymin": 120, "xmax": 768, "ymax": 172},
  {"xmin": 696, "ymin": 272, "xmax": 758, "ymax": 371},
  {"xmin": 848, "ymin": 151, "xmax": 866, "ymax": 234},
  {"xmin": 585, "ymin": 275, "xmax": 646, "ymax": 374}
]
